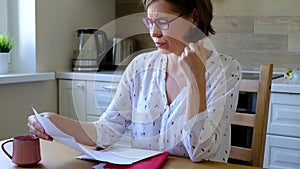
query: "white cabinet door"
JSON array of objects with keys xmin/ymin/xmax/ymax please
[
  {"xmin": 59, "ymin": 80, "xmax": 86, "ymax": 121},
  {"xmin": 264, "ymin": 92, "xmax": 300, "ymax": 169},
  {"xmin": 264, "ymin": 135, "xmax": 300, "ymax": 169},
  {"xmin": 86, "ymin": 81, "xmax": 118, "ymax": 121},
  {"xmin": 267, "ymin": 93, "xmax": 300, "ymax": 137}
]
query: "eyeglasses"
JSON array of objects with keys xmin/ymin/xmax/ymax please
[{"xmin": 142, "ymin": 13, "xmax": 185, "ymax": 30}]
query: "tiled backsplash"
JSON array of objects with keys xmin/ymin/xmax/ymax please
[{"xmin": 116, "ymin": 0, "xmax": 300, "ymax": 72}]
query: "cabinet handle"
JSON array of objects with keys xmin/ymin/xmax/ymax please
[
  {"xmin": 103, "ymin": 86, "xmax": 117, "ymax": 92},
  {"xmin": 76, "ymin": 83, "xmax": 84, "ymax": 89}
]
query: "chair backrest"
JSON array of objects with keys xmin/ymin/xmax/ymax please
[{"xmin": 229, "ymin": 64, "xmax": 273, "ymax": 167}]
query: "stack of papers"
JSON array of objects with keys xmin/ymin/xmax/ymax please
[{"xmin": 32, "ymin": 107, "xmax": 163, "ymax": 165}]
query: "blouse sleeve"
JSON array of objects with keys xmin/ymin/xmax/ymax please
[{"xmin": 182, "ymin": 54, "xmax": 241, "ymax": 162}]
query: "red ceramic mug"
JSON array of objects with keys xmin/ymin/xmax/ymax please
[{"xmin": 1, "ymin": 135, "xmax": 41, "ymax": 167}]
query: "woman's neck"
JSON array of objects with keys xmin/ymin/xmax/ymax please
[{"xmin": 166, "ymin": 53, "xmax": 182, "ymax": 76}]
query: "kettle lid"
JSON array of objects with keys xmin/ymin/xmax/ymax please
[{"xmin": 77, "ymin": 29, "xmax": 98, "ymax": 36}]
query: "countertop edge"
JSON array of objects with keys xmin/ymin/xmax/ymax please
[
  {"xmin": 1, "ymin": 72, "xmax": 299, "ymax": 93},
  {"xmin": 55, "ymin": 71, "xmax": 123, "ymax": 82},
  {"xmin": 56, "ymin": 72, "xmax": 300, "ymax": 94},
  {"xmin": 0, "ymin": 72, "xmax": 56, "ymax": 85},
  {"xmin": 271, "ymin": 83, "xmax": 300, "ymax": 94},
  {"xmin": 271, "ymin": 77, "xmax": 300, "ymax": 94}
]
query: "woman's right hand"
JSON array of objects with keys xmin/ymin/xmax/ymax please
[{"xmin": 27, "ymin": 113, "xmax": 54, "ymax": 141}]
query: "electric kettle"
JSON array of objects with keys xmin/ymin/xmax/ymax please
[
  {"xmin": 101, "ymin": 38, "xmax": 138, "ymax": 70},
  {"xmin": 73, "ymin": 29, "xmax": 108, "ymax": 72}
]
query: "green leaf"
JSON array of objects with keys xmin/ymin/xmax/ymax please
[{"xmin": 0, "ymin": 33, "xmax": 14, "ymax": 53}]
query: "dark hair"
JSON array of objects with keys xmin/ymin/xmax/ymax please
[{"xmin": 142, "ymin": 0, "xmax": 215, "ymax": 36}]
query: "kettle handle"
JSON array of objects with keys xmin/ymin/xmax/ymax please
[{"xmin": 94, "ymin": 30, "xmax": 108, "ymax": 65}]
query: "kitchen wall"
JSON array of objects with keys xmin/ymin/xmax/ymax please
[
  {"xmin": 210, "ymin": 0, "xmax": 300, "ymax": 72},
  {"xmin": 36, "ymin": 0, "xmax": 116, "ymax": 72},
  {"xmin": 0, "ymin": 81, "xmax": 57, "ymax": 140},
  {"xmin": 0, "ymin": 0, "xmax": 116, "ymax": 140},
  {"xmin": 116, "ymin": 0, "xmax": 300, "ymax": 72}
]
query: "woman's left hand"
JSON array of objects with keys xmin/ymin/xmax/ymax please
[{"xmin": 178, "ymin": 40, "xmax": 207, "ymax": 84}]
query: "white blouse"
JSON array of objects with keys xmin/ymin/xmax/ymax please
[{"xmin": 93, "ymin": 49, "xmax": 241, "ymax": 162}]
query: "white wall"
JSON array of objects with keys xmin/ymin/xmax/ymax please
[
  {"xmin": 0, "ymin": 81, "xmax": 57, "ymax": 140},
  {"xmin": 36, "ymin": 0, "xmax": 116, "ymax": 72}
]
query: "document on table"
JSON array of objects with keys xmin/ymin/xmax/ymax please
[{"xmin": 31, "ymin": 107, "xmax": 162, "ymax": 165}]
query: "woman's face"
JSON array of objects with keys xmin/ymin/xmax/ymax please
[{"xmin": 147, "ymin": 1, "xmax": 195, "ymax": 55}]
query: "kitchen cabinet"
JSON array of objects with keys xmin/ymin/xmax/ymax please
[
  {"xmin": 59, "ymin": 80, "xmax": 87, "ymax": 121},
  {"xmin": 86, "ymin": 81, "xmax": 118, "ymax": 122},
  {"xmin": 57, "ymin": 72, "xmax": 122, "ymax": 122},
  {"xmin": 263, "ymin": 79, "xmax": 300, "ymax": 169},
  {"xmin": 57, "ymin": 72, "xmax": 129, "ymax": 147}
]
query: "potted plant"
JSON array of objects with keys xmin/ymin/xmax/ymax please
[{"xmin": 0, "ymin": 33, "xmax": 13, "ymax": 73}]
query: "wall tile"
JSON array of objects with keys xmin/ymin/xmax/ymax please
[
  {"xmin": 210, "ymin": 33, "xmax": 288, "ymax": 51},
  {"xmin": 255, "ymin": 16, "xmax": 300, "ymax": 34},
  {"xmin": 289, "ymin": 33, "xmax": 300, "ymax": 50},
  {"xmin": 117, "ymin": 0, "xmax": 300, "ymax": 70},
  {"xmin": 212, "ymin": 0, "xmax": 300, "ymax": 17},
  {"xmin": 216, "ymin": 50, "xmax": 300, "ymax": 71},
  {"xmin": 212, "ymin": 16, "xmax": 254, "ymax": 33}
]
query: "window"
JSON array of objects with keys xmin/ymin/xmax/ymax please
[
  {"xmin": 0, "ymin": 0, "xmax": 8, "ymax": 33},
  {"xmin": 0, "ymin": 0, "xmax": 36, "ymax": 73}
]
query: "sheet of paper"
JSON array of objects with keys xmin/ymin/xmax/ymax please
[
  {"xmin": 31, "ymin": 107, "xmax": 161, "ymax": 164},
  {"xmin": 92, "ymin": 163, "xmax": 107, "ymax": 169}
]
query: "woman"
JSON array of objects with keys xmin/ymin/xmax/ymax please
[{"xmin": 28, "ymin": 0, "xmax": 241, "ymax": 162}]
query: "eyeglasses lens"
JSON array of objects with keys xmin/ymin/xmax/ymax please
[
  {"xmin": 142, "ymin": 18, "xmax": 169, "ymax": 30},
  {"xmin": 142, "ymin": 18, "xmax": 153, "ymax": 29}
]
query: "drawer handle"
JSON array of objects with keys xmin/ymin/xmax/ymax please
[
  {"xmin": 103, "ymin": 86, "xmax": 117, "ymax": 92},
  {"xmin": 76, "ymin": 83, "xmax": 84, "ymax": 89}
]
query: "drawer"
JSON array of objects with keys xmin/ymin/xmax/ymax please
[
  {"xmin": 86, "ymin": 81, "xmax": 119, "ymax": 116},
  {"xmin": 264, "ymin": 135, "xmax": 300, "ymax": 169},
  {"xmin": 267, "ymin": 93, "xmax": 300, "ymax": 137},
  {"xmin": 94, "ymin": 81, "xmax": 119, "ymax": 92}
]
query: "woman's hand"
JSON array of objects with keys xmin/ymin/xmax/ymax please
[
  {"xmin": 27, "ymin": 113, "xmax": 55, "ymax": 141},
  {"xmin": 178, "ymin": 40, "xmax": 206, "ymax": 84},
  {"xmin": 178, "ymin": 40, "xmax": 208, "ymax": 118}
]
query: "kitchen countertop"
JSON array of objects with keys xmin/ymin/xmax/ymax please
[
  {"xmin": 55, "ymin": 71, "xmax": 123, "ymax": 82},
  {"xmin": 271, "ymin": 76, "xmax": 300, "ymax": 94},
  {"xmin": 56, "ymin": 71, "xmax": 300, "ymax": 94},
  {"xmin": 0, "ymin": 72, "xmax": 55, "ymax": 84}
]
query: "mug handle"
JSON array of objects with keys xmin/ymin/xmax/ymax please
[{"xmin": 1, "ymin": 139, "xmax": 13, "ymax": 159}]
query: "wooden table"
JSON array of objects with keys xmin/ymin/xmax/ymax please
[{"xmin": 0, "ymin": 139, "xmax": 263, "ymax": 169}]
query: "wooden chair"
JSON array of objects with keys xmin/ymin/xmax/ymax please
[{"xmin": 229, "ymin": 64, "xmax": 273, "ymax": 167}]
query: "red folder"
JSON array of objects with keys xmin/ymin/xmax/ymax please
[{"xmin": 103, "ymin": 151, "xmax": 169, "ymax": 169}]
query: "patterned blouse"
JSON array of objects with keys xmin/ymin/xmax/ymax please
[{"xmin": 93, "ymin": 47, "xmax": 241, "ymax": 162}]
